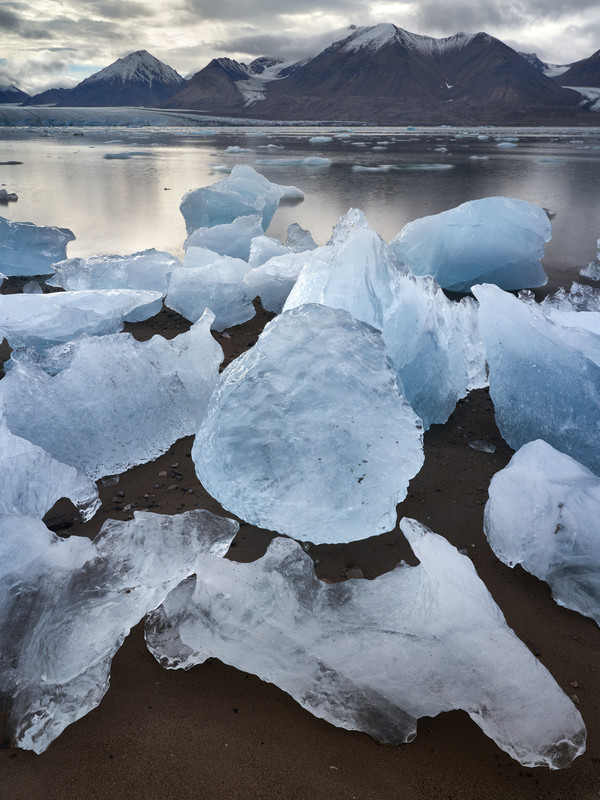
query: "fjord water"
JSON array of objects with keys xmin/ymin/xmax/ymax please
[{"xmin": 1, "ymin": 125, "xmax": 600, "ymax": 290}]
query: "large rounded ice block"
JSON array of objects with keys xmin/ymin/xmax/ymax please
[
  {"xmin": 193, "ymin": 304, "xmax": 424, "ymax": 543},
  {"xmin": 390, "ymin": 196, "xmax": 550, "ymax": 292},
  {"xmin": 0, "ymin": 216, "xmax": 75, "ymax": 276}
]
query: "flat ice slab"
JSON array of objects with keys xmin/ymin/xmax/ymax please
[{"xmin": 0, "ymin": 216, "xmax": 75, "ymax": 277}]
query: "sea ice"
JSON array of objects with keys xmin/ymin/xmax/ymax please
[
  {"xmin": 484, "ymin": 439, "xmax": 600, "ymax": 627},
  {"xmin": 47, "ymin": 249, "xmax": 179, "ymax": 294},
  {"xmin": 0, "ymin": 216, "xmax": 75, "ymax": 277},
  {"xmin": 183, "ymin": 215, "xmax": 264, "ymax": 260},
  {"xmin": 146, "ymin": 518, "xmax": 585, "ymax": 769},
  {"xmin": 390, "ymin": 197, "xmax": 551, "ymax": 292},
  {"xmin": 0, "ymin": 289, "xmax": 164, "ymax": 350},
  {"xmin": 473, "ymin": 283, "xmax": 600, "ymax": 475},
  {"xmin": 0, "ymin": 310, "xmax": 222, "ymax": 479},
  {"xmin": 193, "ymin": 304, "xmax": 424, "ymax": 543},
  {"xmin": 0, "ymin": 509, "xmax": 238, "ymax": 753}
]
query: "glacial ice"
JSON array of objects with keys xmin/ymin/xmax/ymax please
[
  {"xmin": 247, "ymin": 235, "xmax": 290, "ymax": 266},
  {"xmin": 0, "ymin": 310, "xmax": 222, "ymax": 479},
  {"xmin": 244, "ymin": 249, "xmax": 332, "ymax": 313},
  {"xmin": 0, "ymin": 289, "xmax": 164, "ymax": 349},
  {"xmin": 520, "ymin": 282, "xmax": 600, "ymax": 335},
  {"xmin": 0, "ymin": 216, "xmax": 75, "ymax": 277},
  {"xmin": 473, "ymin": 283, "xmax": 600, "ymax": 475},
  {"xmin": 146, "ymin": 518, "xmax": 586, "ymax": 769},
  {"xmin": 193, "ymin": 304, "xmax": 424, "ymax": 543},
  {"xmin": 183, "ymin": 215, "xmax": 264, "ymax": 260},
  {"xmin": 0, "ymin": 509, "xmax": 238, "ymax": 753},
  {"xmin": 47, "ymin": 249, "xmax": 179, "ymax": 294},
  {"xmin": 285, "ymin": 223, "xmax": 318, "ymax": 252},
  {"xmin": 166, "ymin": 255, "xmax": 255, "ymax": 330},
  {"xmin": 390, "ymin": 197, "xmax": 551, "ymax": 292},
  {"xmin": 0, "ymin": 410, "xmax": 99, "ymax": 521},
  {"xmin": 580, "ymin": 237, "xmax": 600, "ymax": 280},
  {"xmin": 179, "ymin": 165, "xmax": 302, "ymax": 234},
  {"xmin": 484, "ymin": 439, "xmax": 600, "ymax": 627}
]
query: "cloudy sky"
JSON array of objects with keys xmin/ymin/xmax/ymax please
[{"xmin": 1, "ymin": 0, "xmax": 599, "ymax": 94}]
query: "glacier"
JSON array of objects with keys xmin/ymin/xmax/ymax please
[
  {"xmin": 146, "ymin": 518, "xmax": 585, "ymax": 769},
  {"xmin": 484, "ymin": 440, "xmax": 600, "ymax": 627},
  {"xmin": 0, "ymin": 509, "xmax": 238, "ymax": 754},
  {"xmin": 0, "ymin": 216, "xmax": 75, "ymax": 277},
  {"xmin": 390, "ymin": 197, "xmax": 551, "ymax": 292},
  {"xmin": 193, "ymin": 303, "xmax": 424, "ymax": 543},
  {"xmin": 0, "ymin": 310, "xmax": 222, "ymax": 480}
]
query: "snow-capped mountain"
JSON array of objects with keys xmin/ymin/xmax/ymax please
[{"xmin": 0, "ymin": 84, "xmax": 30, "ymax": 104}]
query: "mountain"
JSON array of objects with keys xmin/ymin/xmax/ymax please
[
  {"xmin": 23, "ymin": 87, "xmax": 71, "ymax": 106},
  {"xmin": 164, "ymin": 24, "xmax": 584, "ymax": 124},
  {"xmin": 0, "ymin": 84, "xmax": 30, "ymax": 104},
  {"xmin": 27, "ymin": 50, "xmax": 186, "ymax": 107},
  {"xmin": 557, "ymin": 49, "xmax": 600, "ymax": 87}
]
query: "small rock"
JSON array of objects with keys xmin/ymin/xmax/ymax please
[
  {"xmin": 344, "ymin": 566, "xmax": 364, "ymax": 580},
  {"xmin": 569, "ymin": 681, "xmax": 580, "ymax": 689},
  {"xmin": 154, "ymin": 483, "xmax": 160, "ymax": 489},
  {"xmin": 158, "ymin": 470, "xmax": 167, "ymax": 477},
  {"xmin": 168, "ymin": 484, "xmax": 179, "ymax": 491},
  {"xmin": 170, "ymin": 462, "xmax": 179, "ymax": 468},
  {"xmin": 570, "ymin": 694, "xmax": 580, "ymax": 704}
]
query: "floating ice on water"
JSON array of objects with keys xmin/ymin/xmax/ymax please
[
  {"xmin": 0, "ymin": 509, "xmax": 238, "ymax": 753},
  {"xmin": 224, "ymin": 145, "xmax": 252, "ymax": 153},
  {"xmin": 285, "ymin": 222, "xmax": 317, "ymax": 252},
  {"xmin": 48, "ymin": 249, "xmax": 179, "ymax": 294},
  {"xmin": 0, "ymin": 216, "xmax": 75, "ymax": 277},
  {"xmin": 166, "ymin": 255, "xmax": 255, "ymax": 331},
  {"xmin": 179, "ymin": 165, "xmax": 302, "ymax": 234},
  {"xmin": 0, "ymin": 410, "xmax": 99, "ymax": 521},
  {"xmin": 0, "ymin": 310, "xmax": 222, "ymax": 479},
  {"xmin": 308, "ymin": 135, "xmax": 332, "ymax": 143},
  {"xmin": 352, "ymin": 164, "xmax": 395, "ymax": 172},
  {"xmin": 248, "ymin": 235, "xmax": 290, "ymax": 267},
  {"xmin": 183, "ymin": 215, "xmax": 263, "ymax": 260},
  {"xmin": 391, "ymin": 197, "xmax": 550, "ymax": 292},
  {"xmin": 473, "ymin": 283, "xmax": 600, "ymax": 475},
  {"xmin": 0, "ymin": 289, "xmax": 164, "ymax": 350},
  {"xmin": 254, "ymin": 157, "xmax": 332, "ymax": 167},
  {"xmin": 193, "ymin": 304, "xmax": 424, "ymax": 543},
  {"xmin": 484, "ymin": 439, "xmax": 600, "ymax": 626},
  {"xmin": 146, "ymin": 518, "xmax": 585, "ymax": 769}
]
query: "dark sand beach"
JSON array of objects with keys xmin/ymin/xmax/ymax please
[{"xmin": 1, "ymin": 297, "xmax": 599, "ymax": 799}]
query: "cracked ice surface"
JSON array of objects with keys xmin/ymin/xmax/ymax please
[
  {"xmin": 193, "ymin": 304, "xmax": 424, "ymax": 543},
  {"xmin": 0, "ymin": 216, "xmax": 75, "ymax": 277},
  {"xmin": 0, "ymin": 509, "xmax": 238, "ymax": 753},
  {"xmin": 146, "ymin": 518, "xmax": 586, "ymax": 769},
  {"xmin": 390, "ymin": 197, "xmax": 550, "ymax": 292},
  {"xmin": 0, "ymin": 289, "xmax": 164, "ymax": 350},
  {"xmin": 485, "ymin": 439, "xmax": 600, "ymax": 627},
  {"xmin": 474, "ymin": 283, "xmax": 600, "ymax": 475},
  {"xmin": 0, "ymin": 310, "xmax": 222, "ymax": 480},
  {"xmin": 0, "ymin": 410, "xmax": 99, "ymax": 521}
]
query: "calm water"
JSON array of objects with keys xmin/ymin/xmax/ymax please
[{"xmin": 1, "ymin": 124, "xmax": 600, "ymax": 291}]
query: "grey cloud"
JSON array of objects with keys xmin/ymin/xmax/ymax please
[
  {"xmin": 0, "ymin": 5, "xmax": 21, "ymax": 29},
  {"xmin": 411, "ymin": 1, "xmax": 510, "ymax": 36},
  {"xmin": 185, "ymin": 0, "xmax": 364, "ymax": 23},
  {"xmin": 88, "ymin": 1, "xmax": 156, "ymax": 20}
]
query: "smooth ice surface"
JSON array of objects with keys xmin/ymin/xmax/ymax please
[
  {"xmin": 0, "ymin": 310, "xmax": 222, "ymax": 479},
  {"xmin": 146, "ymin": 518, "xmax": 585, "ymax": 769},
  {"xmin": 193, "ymin": 304, "xmax": 424, "ymax": 543},
  {"xmin": 166, "ymin": 256, "xmax": 255, "ymax": 331},
  {"xmin": 485, "ymin": 440, "xmax": 600, "ymax": 626},
  {"xmin": 0, "ymin": 411, "xmax": 99, "ymax": 521},
  {"xmin": 474, "ymin": 283, "xmax": 600, "ymax": 475},
  {"xmin": 179, "ymin": 165, "xmax": 302, "ymax": 234},
  {"xmin": 183, "ymin": 215, "xmax": 264, "ymax": 260},
  {"xmin": 0, "ymin": 509, "xmax": 238, "ymax": 753},
  {"xmin": 47, "ymin": 249, "xmax": 179, "ymax": 294},
  {"xmin": 0, "ymin": 216, "xmax": 75, "ymax": 277},
  {"xmin": 244, "ymin": 249, "xmax": 332, "ymax": 313},
  {"xmin": 0, "ymin": 289, "xmax": 164, "ymax": 349},
  {"xmin": 390, "ymin": 197, "xmax": 551, "ymax": 292},
  {"xmin": 247, "ymin": 235, "xmax": 290, "ymax": 267}
]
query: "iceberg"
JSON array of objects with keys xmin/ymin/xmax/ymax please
[
  {"xmin": 0, "ymin": 310, "xmax": 222, "ymax": 479},
  {"xmin": 0, "ymin": 216, "xmax": 75, "ymax": 277},
  {"xmin": 244, "ymin": 249, "xmax": 332, "ymax": 313},
  {"xmin": 474, "ymin": 283, "xmax": 600, "ymax": 475},
  {"xmin": 183, "ymin": 215, "xmax": 264, "ymax": 260},
  {"xmin": 193, "ymin": 304, "xmax": 424, "ymax": 543},
  {"xmin": 484, "ymin": 439, "xmax": 600, "ymax": 627},
  {"xmin": 0, "ymin": 509, "xmax": 238, "ymax": 754},
  {"xmin": 47, "ymin": 249, "xmax": 179, "ymax": 294},
  {"xmin": 390, "ymin": 197, "xmax": 551, "ymax": 292},
  {"xmin": 146, "ymin": 519, "xmax": 585, "ymax": 769},
  {"xmin": 247, "ymin": 235, "xmax": 290, "ymax": 267},
  {"xmin": 285, "ymin": 222, "xmax": 317, "ymax": 252},
  {"xmin": 0, "ymin": 289, "xmax": 164, "ymax": 349}
]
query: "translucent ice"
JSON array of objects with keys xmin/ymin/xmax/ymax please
[
  {"xmin": 0, "ymin": 410, "xmax": 99, "ymax": 521},
  {"xmin": 474, "ymin": 283, "xmax": 600, "ymax": 475},
  {"xmin": 0, "ymin": 310, "xmax": 222, "ymax": 479},
  {"xmin": 390, "ymin": 197, "xmax": 551, "ymax": 292},
  {"xmin": 0, "ymin": 509, "xmax": 238, "ymax": 753},
  {"xmin": 183, "ymin": 215, "xmax": 264, "ymax": 260},
  {"xmin": 520, "ymin": 283, "xmax": 600, "ymax": 335},
  {"xmin": 247, "ymin": 235, "xmax": 290, "ymax": 267},
  {"xmin": 146, "ymin": 518, "xmax": 585, "ymax": 769},
  {"xmin": 47, "ymin": 249, "xmax": 179, "ymax": 294},
  {"xmin": 193, "ymin": 304, "xmax": 424, "ymax": 543},
  {"xmin": 285, "ymin": 222, "xmax": 318, "ymax": 252},
  {"xmin": 0, "ymin": 216, "xmax": 75, "ymax": 277},
  {"xmin": 0, "ymin": 289, "xmax": 164, "ymax": 349},
  {"xmin": 484, "ymin": 439, "xmax": 600, "ymax": 626}
]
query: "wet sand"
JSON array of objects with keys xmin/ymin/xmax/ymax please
[{"xmin": 1, "ymin": 301, "xmax": 599, "ymax": 799}]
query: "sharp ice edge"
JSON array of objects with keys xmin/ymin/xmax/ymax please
[
  {"xmin": 48, "ymin": 249, "xmax": 180, "ymax": 293},
  {"xmin": 0, "ymin": 216, "xmax": 75, "ymax": 277}
]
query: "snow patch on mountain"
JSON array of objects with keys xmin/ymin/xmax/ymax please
[
  {"xmin": 83, "ymin": 50, "xmax": 184, "ymax": 87},
  {"xmin": 235, "ymin": 59, "xmax": 296, "ymax": 106},
  {"xmin": 341, "ymin": 24, "xmax": 479, "ymax": 56}
]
